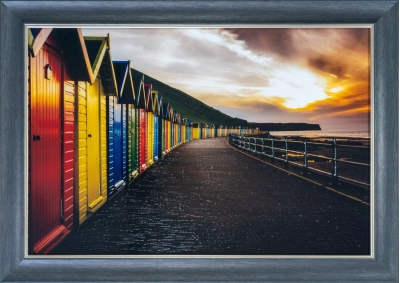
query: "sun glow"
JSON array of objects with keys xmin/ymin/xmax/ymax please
[
  {"xmin": 265, "ymin": 66, "xmax": 328, "ymax": 109},
  {"xmin": 329, "ymin": 86, "xmax": 344, "ymax": 93}
]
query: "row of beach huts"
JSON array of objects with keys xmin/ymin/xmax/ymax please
[{"xmin": 28, "ymin": 28, "xmax": 257, "ymax": 254}]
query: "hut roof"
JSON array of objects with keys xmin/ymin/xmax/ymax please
[
  {"xmin": 112, "ymin": 61, "xmax": 135, "ymax": 104},
  {"xmin": 28, "ymin": 28, "xmax": 94, "ymax": 83},
  {"xmin": 131, "ymin": 72, "xmax": 145, "ymax": 107},
  {"xmin": 84, "ymin": 35, "xmax": 118, "ymax": 96}
]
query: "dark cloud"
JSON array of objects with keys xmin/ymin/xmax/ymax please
[
  {"xmin": 225, "ymin": 28, "xmax": 295, "ymax": 60},
  {"xmin": 307, "ymin": 57, "xmax": 345, "ymax": 78}
]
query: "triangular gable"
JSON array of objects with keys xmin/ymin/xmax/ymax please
[
  {"xmin": 162, "ymin": 103, "xmax": 170, "ymax": 120},
  {"xmin": 84, "ymin": 34, "xmax": 118, "ymax": 95},
  {"xmin": 159, "ymin": 99, "xmax": 164, "ymax": 118},
  {"xmin": 144, "ymin": 84, "xmax": 153, "ymax": 112},
  {"xmin": 84, "ymin": 36, "xmax": 107, "ymax": 79},
  {"xmin": 172, "ymin": 110, "xmax": 177, "ymax": 124},
  {"xmin": 113, "ymin": 61, "xmax": 135, "ymax": 104},
  {"xmin": 29, "ymin": 28, "xmax": 94, "ymax": 83},
  {"xmin": 136, "ymin": 80, "xmax": 148, "ymax": 109},
  {"xmin": 151, "ymin": 91, "xmax": 160, "ymax": 116},
  {"xmin": 169, "ymin": 106, "xmax": 174, "ymax": 121},
  {"xmin": 131, "ymin": 72, "xmax": 145, "ymax": 106},
  {"xmin": 155, "ymin": 95, "xmax": 162, "ymax": 116},
  {"xmin": 28, "ymin": 28, "xmax": 53, "ymax": 57}
]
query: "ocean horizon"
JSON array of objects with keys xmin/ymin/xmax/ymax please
[{"xmin": 269, "ymin": 130, "xmax": 370, "ymax": 139}]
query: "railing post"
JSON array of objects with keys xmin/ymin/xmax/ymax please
[
  {"xmin": 332, "ymin": 138, "xmax": 339, "ymax": 184},
  {"xmin": 261, "ymin": 138, "xmax": 265, "ymax": 155},
  {"xmin": 303, "ymin": 139, "xmax": 308, "ymax": 175},
  {"xmin": 253, "ymin": 138, "xmax": 257, "ymax": 153},
  {"xmin": 284, "ymin": 137, "xmax": 288, "ymax": 168},
  {"xmin": 271, "ymin": 138, "xmax": 275, "ymax": 163}
]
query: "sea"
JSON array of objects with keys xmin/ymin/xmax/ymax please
[{"xmin": 269, "ymin": 130, "xmax": 370, "ymax": 139}]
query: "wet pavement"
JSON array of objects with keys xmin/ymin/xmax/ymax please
[{"xmin": 52, "ymin": 138, "xmax": 370, "ymax": 255}]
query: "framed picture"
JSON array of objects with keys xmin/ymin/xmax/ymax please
[{"xmin": 0, "ymin": 1, "xmax": 398, "ymax": 282}]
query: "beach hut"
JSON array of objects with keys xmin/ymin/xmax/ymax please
[
  {"xmin": 106, "ymin": 61, "xmax": 133, "ymax": 198},
  {"xmin": 168, "ymin": 106, "xmax": 174, "ymax": 150},
  {"xmin": 192, "ymin": 123, "xmax": 200, "ymax": 139},
  {"xmin": 217, "ymin": 125, "xmax": 222, "ymax": 137},
  {"xmin": 173, "ymin": 110, "xmax": 179, "ymax": 147},
  {"xmin": 135, "ymin": 74, "xmax": 149, "ymax": 173},
  {"xmin": 152, "ymin": 92, "xmax": 161, "ymax": 162},
  {"xmin": 126, "ymin": 72, "xmax": 144, "ymax": 183},
  {"xmin": 71, "ymin": 35, "xmax": 117, "ymax": 225},
  {"xmin": 156, "ymin": 95, "xmax": 164, "ymax": 160},
  {"xmin": 176, "ymin": 112, "xmax": 181, "ymax": 145},
  {"xmin": 144, "ymin": 84, "xmax": 154, "ymax": 167},
  {"xmin": 206, "ymin": 124, "xmax": 211, "ymax": 138},
  {"xmin": 187, "ymin": 120, "xmax": 193, "ymax": 141},
  {"xmin": 162, "ymin": 103, "xmax": 171, "ymax": 155},
  {"xmin": 211, "ymin": 125, "xmax": 216, "ymax": 138},
  {"xmin": 28, "ymin": 28, "xmax": 93, "ymax": 254},
  {"xmin": 181, "ymin": 117, "xmax": 186, "ymax": 143}
]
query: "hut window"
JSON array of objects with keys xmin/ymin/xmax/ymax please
[{"xmin": 45, "ymin": 64, "xmax": 52, "ymax": 80}]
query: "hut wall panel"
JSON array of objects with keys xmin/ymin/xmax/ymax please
[
  {"xmin": 127, "ymin": 105, "xmax": 132, "ymax": 179},
  {"xmin": 171, "ymin": 122, "xmax": 175, "ymax": 150},
  {"xmin": 174, "ymin": 124, "xmax": 178, "ymax": 147},
  {"xmin": 85, "ymin": 79, "xmax": 106, "ymax": 215},
  {"xmin": 107, "ymin": 96, "xmax": 125, "ymax": 197},
  {"xmin": 154, "ymin": 116, "xmax": 159, "ymax": 161},
  {"xmin": 193, "ymin": 128, "xmax": 200, "ymax": 139},
  {"xmin": 76, "ymin": 82, "xmax": 88, "ymax": 224},
  {"xmin": 178, "ymin": 124, "xmax": 181, "ymax": 144},
  {"xmin": 127, "ymin": 105, "xmax": 138, "ymax": 181},
  {"xmin": 147, "ymin": 112, "xmax": 154, "ymax": 166},
  {"xmin": 139, "ymin": 109, "xmax": 148, "ymax": 173},
  {"xmin": 121, "ymin": 103, "xmax": 127, "ymax": 182},
  {"xmin": 158, "ymin": 117, "xmax": 163, "ymax": 158},
  {"xmin": 100, "ymin": 86, "xmax": 107, "ymax": 197},
  {"xmin": 160, "ymin": 119, "xmax": 165, "ymax": 156},
  {"xmin": 107, "ymin": 96, "xmax": 115, "ymax": 193},
  {"xmin": 170, "ymin": 121, "xmax": 173, "ymax": 149},
  {"xmin": 164, "ymin": 120, "xmax": 168, "ymax": 154},
  {"xmin": 29, "ymin": 44, "xmax": 64, "ymax": 253}
]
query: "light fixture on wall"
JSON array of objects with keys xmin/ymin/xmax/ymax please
[{"xmin": 45, "ymin": 64, "xmax": 52, "ymax": 80}]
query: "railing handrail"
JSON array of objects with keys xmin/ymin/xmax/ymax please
[{"xmin": 228, "ymin": 133, "xmax": 370, "ymax": 187}]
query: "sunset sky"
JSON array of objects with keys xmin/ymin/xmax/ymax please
[{"xmin": 83, "ymin": 28, "xmax": 370, "ymax": 131}]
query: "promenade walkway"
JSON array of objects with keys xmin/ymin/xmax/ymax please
[{"xmin": 52, "ymin": 138, "xmax": 370, "ymax": 255}]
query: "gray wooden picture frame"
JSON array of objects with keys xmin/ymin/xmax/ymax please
[{"xmin": 0, "ymin": 1, "xmax": 398, "ymax": 282}]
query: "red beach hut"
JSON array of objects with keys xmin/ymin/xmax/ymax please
[{"xmin": 28, "ymin": 28, "xmax": 93, "ymax": 254}]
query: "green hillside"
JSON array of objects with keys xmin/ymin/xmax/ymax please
[{"xmin": 131, "ymin": 68, "xmax": 248, "ymax": 126}]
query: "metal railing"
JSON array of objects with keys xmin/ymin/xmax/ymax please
[{"xmin": 229, "ymin": 134, "xmax": 370, "ymax": 187}]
